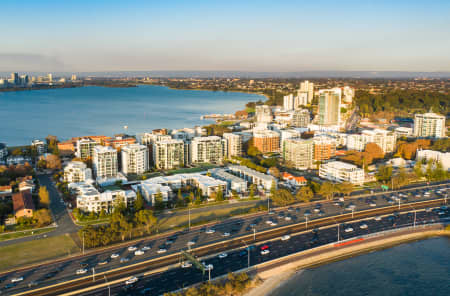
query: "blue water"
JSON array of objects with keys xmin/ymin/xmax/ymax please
[
  {"xmin": 0, "ymin": 85, "xmax": 263, "ymax": 146},
  {"xmin": 270, "ymin": 237, "xmax": 450, "ymax": 296}
]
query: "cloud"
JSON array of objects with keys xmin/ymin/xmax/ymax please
[{"xmin": 0, "ymin": 53, "xmax": 68, "ymax": 72}]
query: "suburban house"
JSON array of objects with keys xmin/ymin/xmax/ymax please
[{"xmin": 12, "ymin": 190, "xmax": 35, "ymax": 218}]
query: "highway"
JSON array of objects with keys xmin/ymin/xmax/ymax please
[{"xmin": 0, "ymin": 182, "xmax": 448, "ymax": 295}]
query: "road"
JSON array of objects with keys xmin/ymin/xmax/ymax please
[
  {"xmin": 1, "ymin": 182, "xmax": 447, "ymax": 295},
  {"xmin": 0, "ymin": 175, "xmax": 80, "ymax": 248}
]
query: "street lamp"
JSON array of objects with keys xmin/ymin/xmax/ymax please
[
  {"xmin": 241, "ymin": 240, "xmax": 250, "ymax": 268},
  {"xmin": 305, "ymin": 216, "xmax": 308, "ymax": 229},
  {"xmin": 252, "ymin": 227, "xmax": 256, "ymax": 241},
  {"xmin": 92, "ymin": 267, "xmax": 95, "ymax": 282},
  {"xmin": 337, "ymin": 223, "xmax": 340, "ymax": 243},
  {"xmin": 267, "ymin": 197, "xmax": 270, "ymax": 213},
  {"xmin": 188, "ymin": 207, "xmax": 191, "ymax": 231},
  {"xmin": 413, "ymin": 211, "xmax": 417, "ymax": 228},
  {"xmin": 398, "ymin": 198, "xmax": 401, "ymax": 210},
  {"xmin": 82, "ymin": 231, "xmax": 85, "ymax": 255},
  {"xmin": 104, "ymin": 275, "xmax": 110, "ymax": 296},
  {"xmin": 351, "ymin": 208, "xmax": 354, "ymax": 219}
]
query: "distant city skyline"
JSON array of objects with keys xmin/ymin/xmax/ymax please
[{"xmin": 1, "ymin": 0, "xmax": 450, "ymax": 72}]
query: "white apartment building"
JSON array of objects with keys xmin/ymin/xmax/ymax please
[
  {"xmin": 295, "ymin": 91, "xmax": 309, "ymax": 108},
  {"xmin": 222, "ymin": 133, "xmax": 243, "ymax": 158},
  {"xmin": 283, "ymin": 94, "xmax": 295, "ymax": 111},
  {"xmin": 280, "ymin": 129, "xmax": 302, "ymax": 145},
  {"xmin": 72, "ymin": 182, "xmax": 135, "ymax": 213},
  {"xmin": 282, "ymin": 138, "xmax": 314, "ymax": 170},
  {"xmin": 63, "ymin": 161, "xmax": 93, "ymax": 184},
  {"xmin": 121, "ymin": 144, "xmax": 148, "ymax": 175},
  {"xmin": 347, "ymin": 129, "xmax": 397, "ymax": 153},
  {"xmin": 228, "ymin": 165, "xmax": 276, "ymax": 191},
  {"xmin": 299, "ymin": 80, "xmax": 314, "ymax": 103},
  {"xmin": 209, "ymin": 168, "xmax": 247, "ymax": 193},
  {"xmin": 291, "ymin": 109, "xmax": 310, "ymax": 127},
  {"xmin": 394, "ymin": 127, "xmax": 414, "ymax": 138},
  {"xmin": 255, "ymin": 105, "xmax": 273, "ymax": 124},
  {"xmin": 93, "ymin": 146, "xmax": 118, "ymax": 179},
  {"xmin": 342, "ymin": 86, "xmax": 354, "ymax": 104},
  {"xmin": 416, "ymin": 149, "xmax": 450, "ymax": 171},
  {"xmin": 318, "ymin": 88, "xmax": 341, "ymax": 126},
  {"xmin": 76, "ymin": 138, "xmax": 98, "ymax": 159},
  {"xmin": 153, "ymin": 139, "xmax": 185, "ymax": 170},
  {"xmin": 319, "ymin": 161, "xmax": 365, "ymax": 185},
  {"xmin": 414, "ymin": 113, "xmax": 446, "ymax": 138},
  {"xmin": 190, "ymin": 136, "xmax": 224, "ymax": 164},
  {"xmin": 31, "ymin": 140, "xmax": 46, "ymax": 155},
  {"xmin": 0, "ymin": 143, "xmax": 7, "ymax": 160}
]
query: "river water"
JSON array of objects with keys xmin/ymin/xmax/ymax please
[
  {"xmin": 0, "ymin": 85, "xmax": 263, "ymax": 146},
  {"xmin": 270, "ymin": 237, "xmax": 450, "ymax": 296}
]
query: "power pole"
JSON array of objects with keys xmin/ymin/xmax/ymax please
[
  {"xmin": 337, "ymin": 224, "xmax": 340, "ymax": 242},
  {"xmin": 188, "ymin": 207, "xmax": 191, "ymax": 230}
]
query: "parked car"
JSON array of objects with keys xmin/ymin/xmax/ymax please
[{"xmin": 125, "ymin": 276, "xmax": 138, "ymax": 285}]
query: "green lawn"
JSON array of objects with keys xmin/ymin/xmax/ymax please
[
  {"xmin": 0, "ymin": 227, "xmax": 55, "ymax": 242},
  {"xmin": 166, "ymin": 164, "xmax": 218, "ymax": 175},
  {"xmin": 0, "ymin": 234, "xmax": 79, "ymax": 271},
  {"xmin": 157, "ymin": 203, "xmax": 264, "ymax": 232}
]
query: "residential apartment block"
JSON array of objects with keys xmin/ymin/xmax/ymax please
[
  {"xmin": 347, "ymin": 129, "xmax": 397, "ymax": 153},
  {"xmin": 313, "ymin": 135, "xmax": 337, "ymax": 161},
  {"xmin": 93, "ymin": 146, "xmax": 118, "ymax": 179},
  {"xmin": 190, "ymin": 136, "xmax": 224, "ymax": 164},
  {"xmin": 413, "ymin": 112, "xmax": 446, "ymax": 138},
  {"xmin": 319, "ymin": 161, "xmax": 364, "ymax": 185},
  {"xmin": 121, "ymin": 144, "xmax": 148, "ymax": 175},
  {"xmin": 282, "ymin": 138, "xmax": 314, "ymax": 170},
  {"xmin": 222, "ymin": 133, "xmax": 243, "ymax": 158},
  {"xmin": 76, "ymin": 138, "xmax": 98, "ymax": 159},
  {"xmin": 291, "ymin": 109, "xmax": 310, "ymax": 127},
  {"xmin": 253, "ymin": 130, "xmax": 280, "ymax": 153},
  {"xmin": 318, "ymin": 88, "xmax": 341, "ymax": 126},
  {"xmin": 153, "ymin": 139, "xmax": 185, "ymax": 170},
  {"xmin": 64, "ymin": 161, "xmax": 93, "ymax": 183}
]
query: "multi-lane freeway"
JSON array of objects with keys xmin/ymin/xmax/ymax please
[{"xmin": 0, "ymin": 182, "xmax": 448, "ymax": 296}]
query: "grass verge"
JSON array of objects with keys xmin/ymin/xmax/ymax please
[
  {"xmin": 0, "ymin": 234, "xmax": 79, "ymax": 272},
  {"xmin": 0, "ymin": 227, "xmax": 55, "ymax": 242}
]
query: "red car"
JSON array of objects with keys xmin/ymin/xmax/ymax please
[{"xmin": 261, "ymin": 245, "xmax": 269, "ymax": 251}]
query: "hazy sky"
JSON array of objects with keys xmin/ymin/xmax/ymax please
[{"xmin": 1, "ymin": 0, "xmax": 450, "ymax": 72}]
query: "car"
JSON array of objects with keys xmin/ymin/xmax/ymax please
[
  {"xmin": 28, "ymin": 280, "xmax": 40, "ymax": 288},
  {"xmin": 125, "ymin": 276, "xmax": 138, "ymax": 285},
  {"xmin": 128, "ymin": 246, "xmax": 137, "ymax": 252},
  {"xmin": 345, "ymin": 227, "xmax": 354, "ymax": 233},
  {"xmin": 187, "ymin": 240, "xmax": 196, "ymax": 246},
  {"xmin": 157, "ymin": 248, "xmax": 167, "ymax": 254},
  {"xmin": 374, "ymin": 216, "xmax": 382, "ymax": 221},
  {"xmin": 281, "ymin": 235, "xmax": 291, "ymax": 241},
  {"xmin": 218, "ymin": 253, "xmax": 228, "ymax": 259},
  {"xmin": 313, "ymin": 208, "xmax": 320, "ymax": 213},
  {"xmin": 4, "ymin": 283, "xmax": 16, "ymax": 289},
  {"xmin": 265, "ymin": 220, "xmax": 273, "ymax": 224},
  {"xmin": 287, "ymin": 207, "xmax": 294, "ymax": 212},
  {"xmin": 284, "ymin": 216, "xmax": 292, "ymax": 221},
  {"xmin": 270, "ymin": 221, "xmax": 278, "ymax": 226},
  {"xmin": 304, "ymin": 210, "xmax": 311, "ymax": 217},
  {"xmin": 370, "ymin": 202, "xmax": 377, "ymax": 207},
  {"xmin": 76, "ymin": 269, "xmax": 87, "ymax": 275},
  {"xmin": 120, "ymin": 257, "xmax": 130, "ymax": 263},
  {"xmin": 181, "ymin": 261, "xmax": 192, "ymax": 268},
  {"xmin": 268, "ymin": 211, "xmax": 275, "ymax": 215},
  {"xmin": 277, "ymin": 214, "xmax": 284, "ymax": 219},
  {"xmin": 249, "ymin": 223, "xmax": 257, "ymax": 227},
  {"xmin": 44, "ymin": 271, "xmax": 57, "ymax": 279},
  {"xmin": 98, "ymin": 259, "xmax": 109, "ymax": 265},
  {"xmin": 359, "ymin": 223, "xmax": 368, "ymax": 229},
  {"xmin": 11, "ymin": 277, "xmax": 23, "ymax": 283},
  {"xmin": 205, "ymin": 228, "xmax": 216, "ymax": 234},
  {"xmin": 260, "ymin": 249, "xmax": 270, "ymax": 255},
  {"xmin": 135, "ymin": 250, "xmax": 145, "ymax": 256},
  {"xmin": 239, "ymin": 250, "xmax": 247, "ymax": 257},
  {"xmin": 338, "ymin": 197, "xmax": 345, "ymax": 202},
  {"xmin": 110, "ymin": 253, "xmax": 120, "ymax": 259},
  {"xmin": 202, "ymin": 263, "xmax": 213, "ymax": 271},
  {"xmin": 261, "ymin": 244, "xmax": 269, "ymax": 250},
  {"xmin": 222, "ymin": 232, "xmax": 230, "ymax": 237},
  {"xmin": 165, "ymin": 239, "xmax": 174, "ymax": 245},
  {"xmin": 141, "ymin": 246, "xmax": 151, "ymax": 251},
  {"xmin": 80, "ymin": 261, "xmax": 89, "ymax": 268}
]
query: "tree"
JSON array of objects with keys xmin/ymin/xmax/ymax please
[
  {"xmin": 414, "ymin": 161, "xmax": 423, "ymax": 178},
  {"xmin": 270, "ymin": 181, "xmax": 277, "ymax": 198},
  {"xmin": 249, "ymin": 184, "xmax": 257, "ymax": 198},
  {"xmin": 376, "ymin": 165, "xmax": 393, "ymax": 183},
  {"xmin": 268, "ymin": 166, "xmax": 281, "ymax": 179},
  {"xmin": 215, "ymin": 187, "xmax": 224, "ymax": 201},
  {"xmin": 38, "ymin": 186, "xmax": 50, "ymax": 208},
  {"xmin": 364, "ymin": 143, "xmax": 384, "ymax": 160},
  {"xmin": 338, "ymin": 182, "xmax": 354, "ymax": 197},
  {"xmin": 296, "ymin": 186, "xmax": 313, "ymax": 203},
  {"xmin": 271, "ymin": 189, "xmax": 296, "ymax": 206},
  {"xmin": 154, "ymin": 191, "xmax": 164, "ymax": 210},
  {"xmin": 318, "ymin": 182, "xmax": 335, "ymax": 200},
  {"xmin": 134, "ymin": 191, "xmax": 145, "ymax": 212},
  {"xmin": 33, "ymin": 209, "xmax": 52, "ymax": 227},
  {"xmin": 44, "ymin": 154, "xmax": 61, "ymax": 169},
  {"xmin": 135, "ymin": 209, "xmax": 157, "ymax": 235}
]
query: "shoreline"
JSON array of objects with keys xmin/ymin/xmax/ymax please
[{"xmin": 243, "ymin": 226, "xmax": 449, "ymax": 296}]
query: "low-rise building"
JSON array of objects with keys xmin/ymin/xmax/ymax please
[
  {"xmin": 64, "ymin": 161, "xmax": 93, "ymax": 184},
  {"xmin": 209, "ymin": 168, "xmax": 247, "ymax": 193},
  {"xmin": 228, "ymin": 165, "xmax": 276, "ymax": 191},
  {"xmin": 347, "ymin": 129, "xmax": 397, "ymax": 153},
  {"xmin": 0, "ymin": 143, "xmax": 7, "ymax": 160},
  {"xmin": 282, "ymin": 172, "xmax": 307, "ymax": 186},
  {"xmin": 12, "ymin": 190, "xmax": 35, "ymax": 218},
  {"xmin": 319, "ymin": 161, "xmax": 365, "ymax": 185},
  {"xmin": 416, "ymin": 149, "xmax": 450, "ymax": 171},
  {"xmin": 6, "ymin": 155, "xmax": 31, "ymax": 166},
  {"xmin": 394, "ymin": 127, "xmax": 413, "ymax": 138}
]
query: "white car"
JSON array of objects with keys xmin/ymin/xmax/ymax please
[
  {"xmin": 218, "ymin": 253, "xmax": 228, "ymax": 259},
  {"xmin": 370, "ymin": 203, "xmax": 377, "ymax": 207},
  {"xmin": 187, "ymin": 240, "xmax": 196, "ymax": 246},
  {"xmin": 76, "ymin": 269, "xmax": 87, "ymax": 275},
  {"xmin": 222, "ymin": 232, "xmax": 230, "ymax": 237},
  {"xmin": 11, "ymin": 277, "xmax": 24, "ymax": 283},
  {"xmin": 345, "ymin": 227, "xmax": 354, "ymax": 233},
  {"xmin": 374, "ymin": 216, "xmax": 382, "ymax": 221},
  {"xmin": 265, "ymin": 220, "xmax": 273, "ymax": 225},
  {"xmin": 270, "ymin": 221, "xmax": 278, "ymax": 226},
  {"xmin": 141, "ymin": 246, "xmax": 151, "ymax": 251},
  {"xmin": 125, "ymin": 276, "xmax": 138, "ymax": 285},
  {"xmin": 284, "ymin": 216, "xmax": 292, "ymax": 221},
  {"xmin": 110, "ymin": 253, "xmax": 120, "ymax": 259},
  {"xmin": 205, "ymin": 229, "xmax": 216, "ymax": 234},
  {"xmin": 157, "ymin": 248, "xmax": 167, "ymax": 254},
  {"xmin": 260, "ymin": 249, "xmax": 270, "ymax": 255},
  {"xmin": 98, "ymin": 259, "xmax": 109, "ymax": 265},
  {"xmin": 134, "ymin": 250, "xmax": 145, "ymax": 256},
  {"xmin": 281, "ymin": 235, "xmax": 291, "ymax": 241},
  {"xmin": 128, "ymin": 246, "xmax": 137, "ymax": 252},
  {"xmin": 120, "ymin": 257, "xmax": 130, "ymax": 263},
  {"xmin": 181, "ymin": 262, "xmax": 192, "ymax": 268},
  {"xmin": 359, "ymin": 223, "xmax": 368, "ymax": 229}
]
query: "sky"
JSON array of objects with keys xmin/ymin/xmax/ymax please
[{"xmin": 1, "ymin": 0, "xmax": 450, "ymax": 72}]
